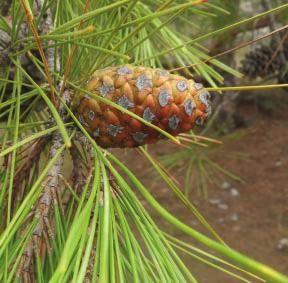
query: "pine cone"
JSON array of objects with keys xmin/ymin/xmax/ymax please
[
  {"xmin": 241, "ymin": 38, "xmax": 288, "ymax": 79},
  {"xmin": 73, "ymin": 65, "xmax": 211, "ymax": 148}
]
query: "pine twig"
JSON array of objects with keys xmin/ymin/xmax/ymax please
[
  {"xmin": 19, "ymin": 88, "xmax": 71, "ymax": 280},
  {"xmin": 17, "ymin": 2, "xmax": 67, "ymax": 274},
  {"xmin": 19, "ymin": 131, "xmax": 64, "ymax": 281},
  {"xmin": 18, "ymin": 0, "xmax": 71, "ymax": 276}
]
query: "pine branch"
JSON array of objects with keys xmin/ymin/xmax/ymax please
[
  {"xmin": 19, "ymin": 133, "xmax": 64, "ymax": 280},
  {"xmin": 17, "ymin": 0, "xmax": 68, "ymax": 273},
  {"xmin": 19, "ymin": 88, "xmax": 71, "ymax": 280}
]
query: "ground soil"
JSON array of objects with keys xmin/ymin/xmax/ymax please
[{"xmin": 114, "ymin": 103, "xmax": 288, "ymax": 283}]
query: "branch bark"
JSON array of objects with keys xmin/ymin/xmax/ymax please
[
  {"xmin": 19, "ymin": 132, "xmax": 64, "ymax": 281},
  {"xmin": 19, "ymin": 88, "xmax": 71, "ymax": 282},
  {"xmin": 17, "ymin": 0, "xmax": 71, "ymax": 279}
]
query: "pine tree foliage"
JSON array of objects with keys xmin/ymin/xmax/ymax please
[{"xmin": 0, "ymin": 1, "xmax": 288, "ymax": 283}]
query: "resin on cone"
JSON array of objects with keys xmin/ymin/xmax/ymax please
[{"xmin": 73, "ymin": 65, "xmax": 211, "ymax": 148}]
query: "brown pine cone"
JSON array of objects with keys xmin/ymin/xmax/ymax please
[
  {"xmin": 241, "ymin": 45, "xmax": 283, "ymax": 78},
  {"xmin": 241, "ymin": 36, "xmax": 288, "ymax": 80},
  {"xmin": 73, "ymin": 65, "xmax": 211, "ymax": 148}
]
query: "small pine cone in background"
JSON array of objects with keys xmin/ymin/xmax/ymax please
[
  {"xmin": 73, "ymin": 65, "xmax": 211, "ymax": 148},
  {"xmin": 240, "ymin": 45, "xmax": 284, "ymax": 78},
  {"xmin": 240, "ymin": 36, "xmax": 288, "ymax": 80}
]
